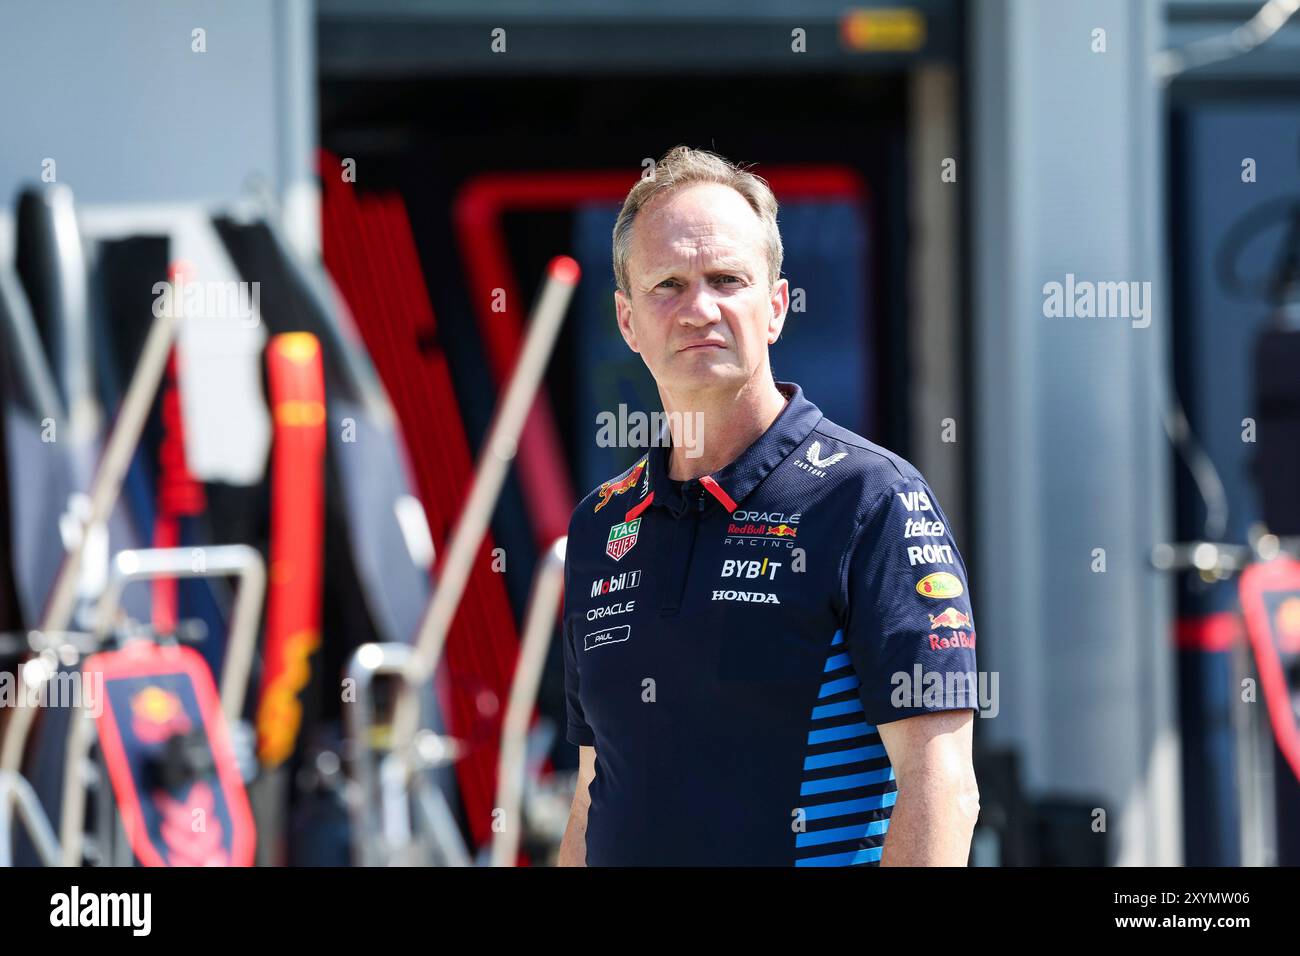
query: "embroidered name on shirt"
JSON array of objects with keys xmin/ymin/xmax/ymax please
[{"xmin": 584, "ymin": 624, "xmax": 631, "ymax": 651}]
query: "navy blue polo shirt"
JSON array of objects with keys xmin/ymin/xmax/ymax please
[{"xmin": 562, "ymin": 381, "xmax": 978, "ymax": 866}]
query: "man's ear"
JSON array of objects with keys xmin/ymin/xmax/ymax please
[
  {"xmin": 614, "ymin": 289, "xmax": 640, "ymax": 353},
  {"xmin": 767, "ymin": 277, "xmax": 790, "ymax": 345}
]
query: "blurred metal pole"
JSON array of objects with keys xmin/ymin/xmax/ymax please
[
  {"xmin": 1232, "ymin": 631, "xmax": 1276, "ymax": 865},
  {"xmin": 0, "ymin": 770, "xmax": 61, "ymax": 867},
  {"xmin": 392, "ymin": 256, "xmax": 580, "ymax": 756},
  {"xmin": 907, "ymin": 64, "xmax": 964, "ymax": 543},
  {"xmin": 491, "ymin": 536, "xmax": 566, "ymax": 867},
  {"xmin": 273, "ymin": 0, "xmax": 319, "ymax": 261}
]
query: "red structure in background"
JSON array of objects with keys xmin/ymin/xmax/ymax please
[
  {"xmin": 256, "ymin": 333, "xmax": 327, "ymax": 778},
  {"xmin": 1239, "ymin": 558, "xmax": 1300, "ymax": 784},
  {"xmin": 320, "ymin": 154, "xmax": 520, "ymax": 847},
  {"xmin": 151, "ymin": 365, "xmax": 206, "ymax": 634},
  {"xmin": 151, "ymin": 261, "xmax": 207, "ymax": 636}
]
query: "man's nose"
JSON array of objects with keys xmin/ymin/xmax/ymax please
[{"xmin": 676, "ymin": 281, "xmax": 722, "ymax": 325}]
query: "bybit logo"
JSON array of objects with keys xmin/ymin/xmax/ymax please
[{"xmin": 721, "ymin": 558, "xmax": 781, "ymax": 580}]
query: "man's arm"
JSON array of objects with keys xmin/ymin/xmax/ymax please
[
  {"xmin": 876, "ymin": 709, "xmax": 979, "ymax": 866},
  {"xmin": 557, "ymin": 745, "xmax": 597, "ymax": 866}
]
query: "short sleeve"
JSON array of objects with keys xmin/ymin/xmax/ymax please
[
  {"xmin": 562, "ymin": 545, "xmax": 595, "ymax": 747},
  {"xmin": 843, "ymin": 476, "xmax": 979, "ymax": 726}
]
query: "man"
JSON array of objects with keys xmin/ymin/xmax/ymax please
[{"xmin": 558, "ymin": 146, "xmax": 979, "ymax": 867}]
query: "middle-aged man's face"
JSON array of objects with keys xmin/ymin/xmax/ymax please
[{"xmin": 615, "ymin": 182, "xmax": 789, "ymax": 399}]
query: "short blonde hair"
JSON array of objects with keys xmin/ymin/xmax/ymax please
[{"xmin": 612, "ymin": 145, "xmax": 782, "ymax": 293}]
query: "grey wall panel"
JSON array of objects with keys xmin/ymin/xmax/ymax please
[
  {"xmin": 971, "ymin": 0, "xmax": 1180, "ymax": 865},
  {"xmin": 0, "ymin": 0, "xmax": 314, "ymax": 255}
]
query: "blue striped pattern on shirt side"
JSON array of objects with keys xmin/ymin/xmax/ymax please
[{"xmin": 792, "ymin": 630, "xmax": 896, "ymax": 867}]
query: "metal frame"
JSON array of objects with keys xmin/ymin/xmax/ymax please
[
  {"xmin": 0, "ymin": 770, "xmax": 61, "ymax": 866},
  {"xmin": 342, "ymin": 641, "xmax": 469, "ymax": 867},
  {"xmin": 317, "ymin": 0, "xmax": 961, "ymax": 77},
  {"xmin": 90, "ymin": 544, "xmax": 267, "ymax": 720},
  {"xmin": 56, "ymin": 544, "xmax": 266, "ymax": 867},
  {"xmin": 346, "ymin": 535, "xmax": 570, "ymax": 867}
]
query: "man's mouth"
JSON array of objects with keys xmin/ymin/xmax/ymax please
[{"xmin": 678, "ymin": 340, "xmax": 727, "ymax": 352}]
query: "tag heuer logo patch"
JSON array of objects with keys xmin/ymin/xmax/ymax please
[{"xmin": 606, "ymin": 518, "xmax": 641, "ymax": 561}]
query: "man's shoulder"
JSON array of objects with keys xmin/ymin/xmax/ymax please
[
  {"xmin": 791, "ymin": 415, "xmax": 955, "ymax": 562},
  {"xmin": 799, "ymin": 415, "xmax": 926, "ymax": 499},
  {"xmin": 567, "ymin": 453, "xmax": 652, "ymax": 534}
]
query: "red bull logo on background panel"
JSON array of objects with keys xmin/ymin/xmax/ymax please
[{"xmin": 130, "ymin": 686, "xmax": 193, "ymax": 744}]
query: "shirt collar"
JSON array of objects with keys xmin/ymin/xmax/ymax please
[{"xmin": 636, "ymin": 381, "xmax": 823, "ymax": 519}]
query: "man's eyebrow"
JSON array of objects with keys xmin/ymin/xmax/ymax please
[
  {"xmin": 642, "ymin": 258, "xmax": 753, "ymax": 277},
  {"xmin": 706, "ymin": 259, "xmax": 752, "ymax": 273}
]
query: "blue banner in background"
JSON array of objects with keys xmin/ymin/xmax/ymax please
[{"xmin": 570, "ymin": 200, "xmax": 872, "ymax": 496}]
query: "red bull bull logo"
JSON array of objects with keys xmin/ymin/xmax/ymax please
[
  {"xmin": 130, "ymin": 686, "xmax": 193, "ymax": 744},
  {"xmin": 767, "ymin": 524, "xmax": 798, "ymax": 539},
  {"xmin": 594, "ymin": 457, "xmax": 648, "ymax": 513},
  {"xmin": 928, "ymin": 606, "xmax": 972, "ymax": 630}
]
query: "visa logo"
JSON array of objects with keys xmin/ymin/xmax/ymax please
[{"xmin": 896, "ymin": 490, "xmax": 933, "ymax": 513}]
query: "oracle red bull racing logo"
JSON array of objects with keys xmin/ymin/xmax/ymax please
[
  {"xmin": 594, "ymin": 456, "xmax": 648, "ymax": 514},
  {"xmin": 724, "ymin": 510, "xmax": 801, "ymax": 549}
]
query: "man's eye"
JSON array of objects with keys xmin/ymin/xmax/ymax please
[
  {"xmin": 657, "ymin": 279, "xmax": 679, "ymax": 289},
  {"xmin": 716, "ymin": 275, "xmax": 741, "ymax": 285}
]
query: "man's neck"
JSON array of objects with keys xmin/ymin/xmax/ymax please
[{"xmin": 659, "ymin": 371, "xmax": 789, "ymax": 480}]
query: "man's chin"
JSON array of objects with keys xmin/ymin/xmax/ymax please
[
  {"xmin": 660, "ymin": 357, "xmax": 746, "ymax": 391},
  {"xmin": 674, "ymin": 347, "xmax": 735, "ymax": 367}
]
